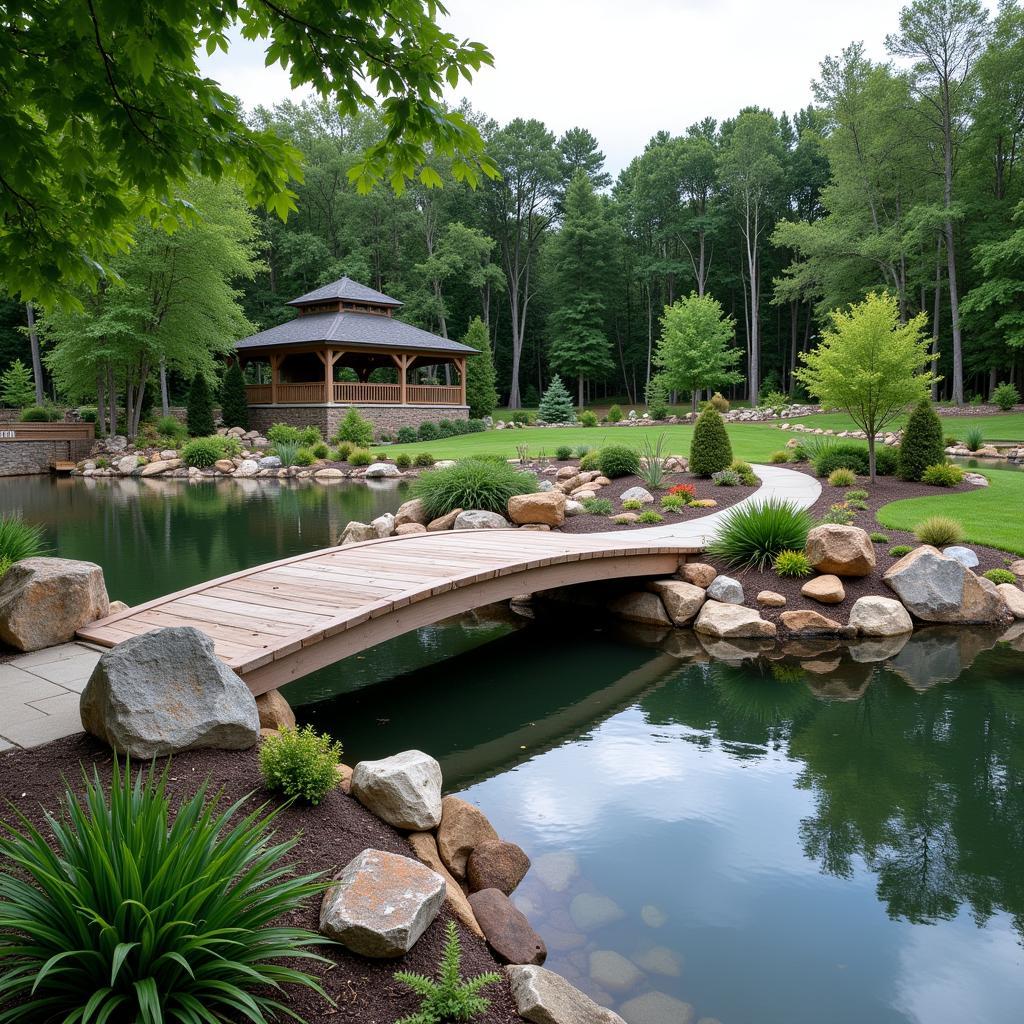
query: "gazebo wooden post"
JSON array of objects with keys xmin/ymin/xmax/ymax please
[
  {"xmin": 269, "ymin": 353, "xmax": 280, "ymax": 405},
  {"xmin": 458, "ymin": 357, "xmax": 466, "ymax": 407},
  {"xmin": 392, "ymin": 353, "xmax": 409, "ymax": 405}
]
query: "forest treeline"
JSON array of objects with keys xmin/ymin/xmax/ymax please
[{"xmin": 2, "ymin": 0, "xmax": 1021, "ymax": 411}]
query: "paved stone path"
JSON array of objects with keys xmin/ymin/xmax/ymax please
[{"xmin": 0, "ymin": 465, "xmax": 820, "ymax": 751}]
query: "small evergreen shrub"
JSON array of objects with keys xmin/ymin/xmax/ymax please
[
  {"xmin": 788, "ymin": 443, "xmax": 810, "ymax": 462},
  {"xmin": 186, "ymin": 372, "xmax": 215, "ymax": 437},
  {"xmin": 579, "ymin": 409, "xmax": 599, "ymax": 427},
  {"xmin": 259, "ymin": 725, "xmax": 342, "ymax": 804},
  {"xmin": 709, "ymin": 392, "xmax": 730, "ymax": 412},
  {"xmin": 466, "ymin": 419, "xmax": 486, "ymax": 433},
  {"xmin": 19, "ymin": 405, "xmax": 50, "ymax": 422},
  {"xmin": 538, "ymin": 375, "xmax": 576, "ymax": 423},
  {"xmin": 0, "ymin": 358, "xmax": 36, "ymax": 407},
  {"xmin": 870, "ymin": 532, "xmax": 890, "ymax": 543},
  {"xmin": 729, "ymin": 459, "xmax": 758, "ymax": 485},
  {"xmin": 712, "ymin": 468, "xmax": 741, "ymax": 486},
  {"xmin": 914, "ymin": 516, "xmax": 964, "ymax": 546},
  {"xmin": 182, "ymin": 436, "xmax": 231, "ymax": 468},
  {"xmin": 581, "ymin": 497, "xmax": 613, "ymax": 515},
  {"xmin": 396, "ymin": 426, "xmax": 417, "ymax": 444},
  {"xmin": 707, "ymin": 497, "xmax": 813, "ymax": 570},
  {"xmin": 418, "ymin": 421, "xmax": 440, "ymax": 441},
  {"xmin": 555, "ymin": 445, "xmax": 573, "ymax": 460},
  {"xmin": 660, "ymin": 494, "xmax": 687, "ymax": 512},
  {"xmin": 828, "ymin": 467, "xmax": 856, "ymax": 487},
  {"xmin": 847, "ymin": 489, "xmax": 869, "ymax": 501},
  {"xmin": 394, "ymin": 920, "xmax": 500, "ymax": 1024},
  {"xmin": 813, "ymin": 443, "xmax": 868, "ymax": 477},
  {"xmin": 991, "ymin": 382, "xmax": 1020, "ymax": 412},
  {"xmin": 607, "ymin": 404, "xmax": 623, "ymax": 423},
  {"xmin": 689, "ymin": 407, "xmax": 732, "ymax": 476},
  {"xmin": 348, "ymin": 448, "xmax": 374, "ymax": 467},
  {"xmin": 579, "ymin": 450, "xmax": 601, "ymax": 471},
  {"xmin": 414, "ymin": 452, "xmax": 436, "ymax": 467},
  {"xmin": 921, "ymin": 462, "xmax": 964, "ymax": 487},
  {"xmin": 413, "ymin": 458, "xmax": 537, "ymax": 517},
  {"xmin": 312, "ymin": 442, "xmax": 330, "ymax": 460},
  {"xmin": 0, "ymin": 514, "xmax": 46, "ymax": 565},
  {"xmin": 621, "ymin": 498, "xmax": 645, "ymax": 510},
  {"xmin": 819, "ymin": 503, "xmax": 856, "ymax": 525},
  {"xmin": 395, "ymin": 452, "xmax": 412, "ymax": 469},
  {"xmin": 770, "ymin": 450, "xmax": 790, "ymax": 464},
  {"xmin": 638, "ymin": 509, "xmax": 664, "ymax": 524},
  {"xmin": 295, "ymin": 447, "xmax": 315, "ymax": 467},
  {"xmin": 889, "ymin": 545, "xmax": 913, "ymax": 557},
  {"xmin": 984, "ymin": 568, "xmax": 1017, "ymax": 585},
  {"xmin": 334, "ymin": 407, "xmax": 374, "ymax": 448},
  {"xmin": 220, "ymin": 360, "xmax": 249, "ymax": 429},
  {"xmin": 646, "ymin": 377, "xmax": 669, "ymax": 420},
  {"xmin": 599, "ymin": 445, "xmax": 641, "ymax": 478},
  {"xmin": 964, "ymin": 425, "xmax": 985, "ymax": 452},
  {"xmin": 773, "ymin": 549, "xmax": 814, "ymax": 578},
  {"xmin": 897, "ymin": 399, "xmax": 944, "ymax": 481},
  {"xmin": 334, "ymin": 441, "xmax": 353, "ymax": 461},
  {"xmin": 436, "ymin": 418, "xmax": 455, "ymax": 437}
]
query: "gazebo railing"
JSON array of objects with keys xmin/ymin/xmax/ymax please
[
  {"xmin": 407, "ymin": 384, "xmax": 463, "ymax": 404},
  {"xmin": 333, "ymin": 382, "xmax": 400, "ymax": 403},
  {"xmin": 246, "ymin": 382, "xmax": 464, "ymax": 406}
]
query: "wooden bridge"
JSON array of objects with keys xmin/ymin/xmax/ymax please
[{"xmin": 77, "ymin": 531, "xmax": 698, "ymax": 695}]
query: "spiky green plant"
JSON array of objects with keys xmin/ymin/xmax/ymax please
[
  {"xmin": 914, "ymin": 515, "xmax": 964, "ymax": 547},
  {"xmin": 0, "ymin": 515, "xmax": 46, "ymax": 567},
  {"xmin": 963, "ymin": 425, "xmax": 985, "ymax": 452},
  {"xmin": 413, "ymin": 458, "xmax": 537, "ymax": 518},
  {"xmin": 637, "ymin": 433, "xmax": 668, "ymax": 488},
  {"xmin": 0, "ymin": 759, "xmax": 330, "ymax": 1024},
  {"xmin": 773, "ymin": 549, "xmax": 814, "ymax": 578},
  {"xmin": 393, "ymin": 920, "xmax": 499, "ymax": 1024},
  {"xmin": 707, "ymin": 498, "xmax": 814, "ymax": 571}
]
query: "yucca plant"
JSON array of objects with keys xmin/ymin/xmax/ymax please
[
  {"xmin": 963, "ymin": 425, "xmax": 985, "ymax": 452},
  {"xmin": 0, "ymin": 759, "xmax": 331, "ymax": 1024},
  {"xmin": 0, "ymin": 515, "xmax": 46, "ymax": 569},
  {"xmin": 636, "ymin": 433, "xmax": 668, "ymax": 489},
  {"xmin": 707, "ymin": 498, "xmax": 814, "ymax": 571}
]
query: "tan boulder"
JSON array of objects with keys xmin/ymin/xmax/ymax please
[
  {"xmin": 848, "ymin": 596, "xmax": 913, "ymax": 636},
  {"xmin": 805, "ymin": 525, "xmax": 876, "ymax": 577},
  {"xmin": 466, "ymin": 838, "xmax": 531, "ymax": 896},
  {"xmin": 396, "ymin": 523, "xmax": 427, "ymax": 536},
  {"xmin": 436, "ymin": 795, "xmax": 499, "ymax": 882},
  {"xmin": 508, "ymin": 491, "xmax": 567, "ymax": 526},
  {"xmin": 800, "ymin": 574, "xmax": 846, "ymax": 604},
  {"xmin": 677, "ymin": 562, "xmax": 717, "ymax": 589},
  {"xmin": 607, "ymin": 591, "xmax": 672, "ymax": 627},
  {"xmin": 780, "ymin": 609, "xmax": 843, "ymax": 634},
  {"xmin": 214, "ymin": 458, "xmax": 235, "ymax": 473},
  {"xmin": 694, "ymin": 601, "xmax": 777, "ymax": 638},
  {"xmin": 757, "ymin": 591, "xmax": 786, "ymax": 608},
  {"xmin": 407, "ymin": 831, "xmax": 483, "ymax": 938},
  {"xmin": 395, "ymin": 498, "xmax": 429, "ymax": 526},
  {"xmin": 646, "ymin": 580, "xmax": 705, "ymax": 626},
  {"xmin": 108, "ymin": 599, "xmax": 130, "ymax": 614},
  {"xmin": 1010, "ymin": 559, "xmax": 1024, "ymax": 578},
  {"xmin": 555, "ymin": 466, "xmax": 577, "ymax": 480},
  {"xmin": 997, "ymin": 583, "xmax": 1024, "ymax": 620},
  {"xmin": 255, "ymin": 689, "xmax": 296, "ymax": 731},
  {"xmin": 427, "ymin": 508, "xmax": 463, "ymax": 531}
]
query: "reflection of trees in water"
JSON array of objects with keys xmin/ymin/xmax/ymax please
[{"xmin": 640, "ymin": 644, "xmax": 1024, "ymax": 940}]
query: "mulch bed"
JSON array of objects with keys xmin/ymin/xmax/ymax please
[{"xmin": 0, "ymin": 736, "xmax": 521, "ymax": 1024}]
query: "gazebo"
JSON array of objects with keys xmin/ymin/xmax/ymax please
[{"xmin": 235, "ymin": 277, "xmax": 475, "ymax": 437}]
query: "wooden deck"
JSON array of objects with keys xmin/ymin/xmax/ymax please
[{"xmin": 77, "ymin": 531, "xmax": 697, "ymax": 695}]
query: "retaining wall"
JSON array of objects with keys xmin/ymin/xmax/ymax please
[{"xmin": 247, "ymin": 403, "xmax": 469, "ymax": 438}]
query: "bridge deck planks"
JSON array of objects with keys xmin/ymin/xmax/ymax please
[{"xmin": 77, "ymin": 529, "xmax": 700, "ymax": 692}]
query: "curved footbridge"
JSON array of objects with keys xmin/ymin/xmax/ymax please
[{"xmin": 77, "ymin": 465, "xmax": 819, "ymax": 695}]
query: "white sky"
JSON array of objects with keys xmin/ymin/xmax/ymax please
[{"xmin": 198, "ymin": 0, "xmax": 930, "ymax": 176}]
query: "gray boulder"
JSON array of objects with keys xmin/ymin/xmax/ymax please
[
  {"xmin": 694, "ymin": 601, "xmax": 776, "ymax": 638},
  {"xmin": 883, "ymin": 546, "xmax": 1006, "ymax": 623},
  {"xmin": 619, "ymin": 486, "xmax": 654, "ymax": 504},
  {"xmin": 364, "ymin": 462, "xmax": 401, "ymax": 478},
  {"xmin": 234, "ymin": 459, "xmax": 259, "ymax": 478},
  {"xmin": 454, "ymin": 509, "xmax": 510, "ymax": 530},
  {"xmin": 319, "ymin": 849, "xmax": 445, "ymax": 957},
  {"xmin": 79, "ymin": 626, "xmax": 259, "ymax": 756},
  {"xmin": 0, "ymin": 557, "xmax": 109, "ymax": 651},
  {"xmin": 371, "ymin": 512, "xmax": 396, "ymax": 538},
  {"xmin": 942, "ymin": 545, "xmax": 979, "ymax": 568},
  {"xmin": 350, "ymin": 749, "xmax": 443, "ymax": 830},
  {"xmin": 257, "ymin": 455, "xmax": 282, "ymax": 470},
  {"xmin": 506, "ymin": 965, "xmax": 625, "ymax": 1024},
  {"xmin": 340, "ymin": 521, "xmax": 377, "ymax": 545},
  {"xmin": 706, "ymin": 575, "xmax": 744, "ymax": 604},
  {"xmin": 848, "ymin": 596, "xmax": 913, "ymax": 636}
]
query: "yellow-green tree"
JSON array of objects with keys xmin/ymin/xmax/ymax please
[{"xmin": 795, "ymin": 292, "xmax": 937, "ymax": 480}]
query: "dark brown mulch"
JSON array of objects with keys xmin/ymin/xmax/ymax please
[
  {"xmin": 0, "ymin": 736, "xmax": 521, "ymax": 1024},
  {"xmin": 557, "ymin": 470, "xmax": 757, "ymax": 534},
  {"xmin": 705, "ymin": 467, "xmax": 1015, "ymax": 626}
]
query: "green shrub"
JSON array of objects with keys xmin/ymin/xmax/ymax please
[
  {"xmin": 418, "ymin": 421, "xmax": 440, "ymax": 441},
  {"xmin": 813, "ymin": 442, "xmax": 868, "ymax": 477},
  {"xmin": 414, "ymin": 452, "xmax": 436, "ymax": 467},
  {"xmin": 182, "ymin": 435, "xmax": 231, "ymax": 468},
  {"xmin": 870, "ymin": 532, "xmax": 890, "ymax": 543},
  {"xmin": 646, "ymin": 377, "xmax": 669, "ymax": 420},
  {"xmin": 274, "ymin": 441, "xmax": 300, "ymax": 467},
  {"xmin": 621, "ymin": 498, "xmax": 645, "ymax": 510},
  {"xmin": 921, "ymin": 462, "xmax": 964, "ymax": 487},
  {"xmin": 413, "ymin": 458, "xmax": 537, "ymax": 518},
  {"xmin": 758, "ymin": 389, "xmax": 789, "ymax": 413},
  {"xmin": 581, "ymin": 497, "xmax": 613, "ymax": 515},
  {"xmin": 396, "ymin": 426, "xmax": 417, "ymax": 444},
  {"xmin": 819, "ymin": 503, "xmax": 856, "ymax": 525},
  {"xmin": 889, "ymin": 545, "xmax": 913, "ymax": 557},
  {"xmin": 538, "ymin": 375, "xmax": 576, "ymax": 423},
  {"xmin": 660, "ymin": 494, "xmax": 688, "ymax": 512},
  {"xmin": 638, "ymin": 509, "xmax": 664, "ymax": 524},
  {"xmin": 914, "ymin": 515, "xmax": 964, "ymax": 546},
  {"xmin": 77, "ymin": 405, "xmax": 98, "ymax": 422},
  {"xmin": 984, "ymin": 568, "xmax": 1017, "ymax": 585},
  {"xmin": 773, "ymin": 549, "xmax": 814, "ymax": 578},
  {"xmin": 220, "ymin": 360, "xmax": 249, "ymax": 430},
  {"xmin": 511, "ymin": 411, "xmax": 531, "ymax": 426},
  {"xmin": 828, "ymin": 467, "xmax": 856, "ymax": 487},
  {"xmin": 599, "ymin": 444, "xmax": 641, "ymax": 478},
  {"xmin": 707, "ymin": 497, "xmax": 814, "ymax": 570},
  {"xmin": 466, "ymin": 418, "xmax": 487, "ymax": 433},
  {"xmin": 607, "ymin": 403, "xmax": 623, "ymax": 423},
  {"xmin": 394, "ymin": 920, "xmax": 500, "ymax": 1024},
  {"xmin": 876, "ymin": 445, "xmax": 900, "ymax": 476},
  {"xmin": 847, "ymin": 498, "xmax": 868, "ymax": 510},
  {"xmin": 349, "ymin": 448, "xmax": 374, "ymax": 467},
  {"xmin": 898, "ymin": 399, "xmax": 944, "ymax": 481},
  {"xmin": 259, "ymin": 725, "xmax": 342, "ymax": 804},
  {"xmin": 770, "ymin": 450, "xmax": 790, "ymax": 464},
  {"xmin": 0, "ymin": 759, "xmax": 328, "ymax": 1023},
  {"xmin": 991, "ymin": 382, "xmax": 1020, "ymax": 412},
  {"xmin": 709, "ymin": 391, "xmax": 730, "ymax": 412},
  {"xmin": 312, "ymin": 442, "xmax": 330, "ymax": 460},
  {"xmin": 730, "ymin": 459, "xmax": 758, "ymax": 485},
  {"xmin": 788, "ymin": 443, "xmax": 810, "ymax": 463},
  {"xmin": 847, "ymin": 489, "xmax": 869, "ymax": 501},
  {"xmin": 19, "ymin": 405, "xmax": 50, "ymax": 422},
  {"xmin": 334, "ymin": 440, "xmax": 353, "ymax": 461},
  {"xmin": 579, "ymin": 450, "xmax": 601, "ymax": 471},
  {"xmin": 436, "ymin": 418, "xmax": 455, "ymax": 437},
  {"xmin": 945, "ymin": 434, "xmax": 960, "ymax": 447},
  {"xmin": 334, "ymin": 407, "xmax": 374, "ymax": 448},
  {"xmin": 186, "ymin": 372, "xmax": 215, "ymax": 437},
  {"xmin": 964, "ymin": 425, "xmax": 985, "ymax": 452},
  {"xmin": 689, "ymin": 406, "xmax": 732, "ymax": 476},
  {"xmin": 555, "ymin": 445, "xmax": 573, "ymax": 460},
  {"xmin": 0, "ymin": 514, "xmax": 46, "ymax": 565},
  {"xmin": 267, "ymin": 422, "xmax": 301, "ymax": 445},
  {"xmin": 395, "ymin": 452, "xmax": 412, "ymax": 469},
  {"xmin": 295, "ymin": 447, "xmax": 315, "ymax": 467},
  {"xmin": 579, "ymin": 409, "xmax": 599, "ymax": 427},
  {"xmin": 155, "ymin": 414, "xmax": 187, "ymax": 442},
  {"xmin": 0, "ymin": 358, "xmax": 36, "ymax": 407},
  {"xmin": 712, "ymin": 468, "xmax": 741, "ymax": 486}
]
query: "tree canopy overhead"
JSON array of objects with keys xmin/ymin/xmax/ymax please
[{"xmin": 1, "ymin": 0, "xmax": 495, "ymax": 306}]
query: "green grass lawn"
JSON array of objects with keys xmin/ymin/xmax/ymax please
[
  {"xmin": 784, "ymin": 409, "xmax": 1024, "ymax": 441},
  {"xmin": 876, "ymin": 469, "xmax": 1024, "ymax": 556}
]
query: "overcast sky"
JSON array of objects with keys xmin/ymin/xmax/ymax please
[{"xmin": 199, "ymin": 0, "xmax": 927, "ymax": 177}]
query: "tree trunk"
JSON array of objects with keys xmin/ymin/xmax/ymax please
[
  {"xmin": 578, "ymin": 374, "xmax": 584, "ymax": 407},
  {"xmin": 159, "ymin": 357, "xmax": 170, "ymax": 417},
  {"xmin": 931, "ymin": 237, "xmax": 942, "ymax": 402},
  {"xmin": 942, "ymin": 103, "xmax": 964, "ymax": 405},
  {"xmin": 107, "ymin": 364, "xmax": 117, "ymax": 437},
  {"xmin": 96, "ymin": 374, "xmax": 106, "ymax": 437},
  {"xmin": 26, "ymin": 303, "xmax": 44, "ymax": 404}
]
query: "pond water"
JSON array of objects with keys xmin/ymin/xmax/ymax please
[{"xmin": 4, "ymin": 477, "xmax": 1024, "ymax": 1024}]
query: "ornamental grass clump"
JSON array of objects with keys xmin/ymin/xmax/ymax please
[
  {"xmin": 828, "ymin": 467, "xmax": 856, "ymax": 487},
  {"xmin": 964, "ymin": 425, "xmax": 985, "ymax": 452},
  {"xmin": 259, "ymin": 726, "xmax": 342, "ymax": 805},
  {"xmin": 707, "ymin": 498, "xmax": 813, "ymax": 571},
  {"xmin": 689, "ymin": 406, "xmax": 732, "ymax": 476},
  {"xmin": 598, "ymin": 444, "xmax": 641, "ymax": 479},
  {"xmin": 0, "ymin": 759, "xmax": 329, "ymax": 1024},
  {"xmin": 348, "ymin": 448, "xmax": 374, "ymax": 467},
  {"xmin": 637, "ymin": 434, "xmax": 670, "ymax": 488},
  {"xmin": 914, "ymin": 516, "xmax": 965, "ymax": 547},
  {"xmin": 0, "ymin": 514, "xmax": 46, "ymax": 570},
  {"xmin": 773, "ymin": 549, "xmax": 814, "ymax": 578},
  {"xmin": 770, "ymin": 450, "xmax": 790, "ymax": 464},
  {"xmin": 413, "ymin": 458, "xmax": 537, "ymax": 518}
]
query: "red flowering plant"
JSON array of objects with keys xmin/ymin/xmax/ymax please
[{"xmin": 668, "ymin": 483, "xmax": 696, "ymax": 501}]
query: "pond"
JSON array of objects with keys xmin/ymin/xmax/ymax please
[{"xmin": 4, "ymin": 477, "xmax": 1023, "ymax": 1024}]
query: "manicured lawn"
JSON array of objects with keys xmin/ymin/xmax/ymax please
[
  {"xmin": 785, "ymin": 410, "xmax": 1024, "ymax": 441},
  {"xmin": 876, "ymin": 469, "xmax": 1024, "ymax": 556}
]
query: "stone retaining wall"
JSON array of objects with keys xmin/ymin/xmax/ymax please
[
  {"xmin": 0, "ymin": 438, "xmax": 93, "ymax": 476},
  {"xmin": 248, "ymin": 403, "xmax": 469, "ymax": 438}
]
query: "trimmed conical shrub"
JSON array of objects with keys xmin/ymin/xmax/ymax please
[
  {"xmin": 463, "ymin": 317, "xmax": 498, "ymax": 418},
  {"xmin": 537, "ymin": 374, "xmax": 576, "ymax": 423},
  {"xmin": 897, "ymin": 398, "xmax": 944, "ymax": 481},
  {"xmin": 186, "ymin": 373, "xmax": 215, "ymax": 437},
  {"xmin": 220, "ymin": 361, "xmax": 249, "ymax": 430},
  {"xmin": 689, "ymin": 406, "xmax": 732, "ymax": 476}
]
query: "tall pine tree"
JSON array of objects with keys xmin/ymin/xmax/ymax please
[
  {"xmin": 462, "ymin": 317, "xmax": 498, "ymax": 418},
  {"xmin": 220, "ymin": 360, "xmax": 249, "ymax": 429},
  {"xmin": 187, "ymin": 372, "xmax": 215, "ymax": 437}
]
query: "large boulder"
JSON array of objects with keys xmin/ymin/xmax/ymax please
[
  {"xmin": 427, "ymin": 508, "xmax": 463, "ymax": 531},
  {"xmin": 350, "ymin": 750, "xmax": 443, "ymax": 830},
  {"xmin": 805, "ymin": 525, "xmax": 876, "ymax": 577},
  {"xmin": 234, "ymin": 459, "xmax": 259, "ymax": 478},
  {"xmin": 79, "ymin": 626, "xmax": 259, "ymax": 756},
  {"xmin": 468, "ymin": 888, "xmax": 547, "ymax": 965},
  {"xmin": 508, "ymin": 491, "xmax": 567, "ymax": 527},
  {"xmin": 619, "ymin": 486, "xmax": 654, "ymax": 504},
  {"xmin": 997, "ymin": 583, "xmax": 1024, "ymax": 620},
  {"xmin": 677, "ymin": 562, "xmax": 717, "ymax": 589},
  {"xmin": 371, "ymin": 512, "xmax": 396, "ymax": 538},
  {"xmin": 706, "ymin": 575, "xmax": 744, "ymax": 604},
  {"xmin": 506, "ymin": 965, "xmax": 626, "ymax": 1024},
  {"xmin": 406, "ymin": 831, "xmax": 483, "ymax": 938},
  {"xmin": 319, "ymin": 849, "xmax": 445, "ymax": 957},
  {"xmin": 848, "ymin": 596, "xmax": 913, "ymax": 636},
  {"xmin": 340, "ymin": 521, "xmax": 377, "ymax": 545},
  {"xmin": 364, "ymin": 462, "xmax": 401, "ymax": 478},
  {"xmin": 646, "ymin": 580, "xmax": 705, "ymax": 626},
  {"xmin": 467, "ymin": 838, "xmax": 531, "ymax": 896},
  {"xmin": 607, "ymin": 591, "xmax": 672, "ymax": 627},
  {"xmin": 255, "ymin": 689, "xmax": 295, "ymax": 731},
  {"xmin": 0, "ymin": 557, "xmax": 109, "ymax": 651},
  {"xmin": 800, "ymin": 574, "xmax": 846, "ymax": 604},
  {"xmin": 454, "ymin": 509, "xmax": 510, "ymax": 530},
  {"xmin": 942, "ymin": 545, "xmax": 979, "ymax": 569},
  {"xmin": 779, "ymin": 609, "xmax": 843, "ymax": 634},
  {"xmin": 436, "ymin": 795, "xmax": 499, "ymax": 881},
  {"xmin": 694, "ymin": 601, "xmax": 777, "ymax": 639},
  {"xmin": 395, "ymin": 498, "xmax": 430, "ymax": 526},
  {"xmin": 883, "ymin": 546, "xmax": 1006, "ymax": 623}
]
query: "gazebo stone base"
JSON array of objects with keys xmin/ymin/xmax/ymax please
[{"xmin": 248, "ymin": 403, "xmax": 469, "ymax": 439}]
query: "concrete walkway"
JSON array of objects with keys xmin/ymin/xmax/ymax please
[{"xmin": 0, "ymin": 465, "xmax": 819, "ymax": 751}]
